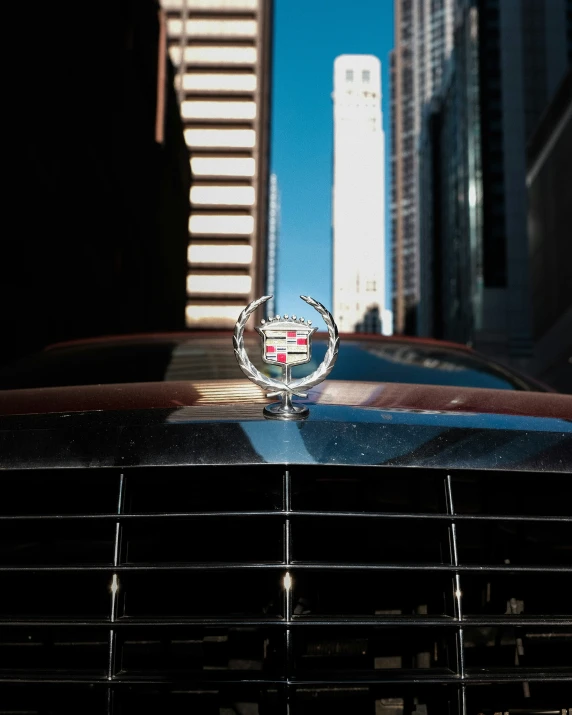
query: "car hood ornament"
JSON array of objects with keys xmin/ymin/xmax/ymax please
[{"xmin": 233, "ymin": 295, "xmax": 339, "ymax": 419}]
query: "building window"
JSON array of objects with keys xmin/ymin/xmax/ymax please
[
  {"xmin": 346, "ymin": 69, "xmax": 354, "ymax": 82},
  {"xmin": 170, "ymin": 45, "xmax": 257, "ymax": 66},
  {"xmin": 188, "ymin": 244, "xmax": 253, "ymax": 265},
  {"xmin": 362, "ymin": 69, "xmax": 370, "ymax": 83},
  {"xmin": 187, "ymin": 274, "xmax": 252, "ymax": 296},
  {"xmin": 366, "ymin": 280, "xmax": 377, "ymax": 291},
  {"xmin": 184, "ymin": 128, "xmax": 256, "ymax": 148},
  {"xmin": 181, "ymin": 100, "xmax": 257, "ymax": 121},
  {"xmin": 190, "ymin": 185, "xmax": 255, "ymax": 206},
  {"xmin": 189, "ymin": 214, "xmax": 254, "ymax": 235},
  {"xmin": 190, "ymin": 156, "xmax": 255, "ymax": 177},
  {"xmin": 182, "ymin": 73, "xmax": 256, "ymax": 92}
]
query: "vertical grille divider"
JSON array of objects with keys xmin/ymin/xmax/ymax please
[
  {"xmin": 445, "ymin": 473, "xmax": 466, "ymax": 715},
  {"xmin": 283, "ymin": 469, "xmax": 293, "ymax": 712},
  {"xmin": 107, "ymin": 473, "xmax": 125, "ymax": 695}
]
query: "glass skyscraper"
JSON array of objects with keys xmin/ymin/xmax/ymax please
[
  {"xmin": 391, "ymin": 0, "xmax": 455, "ymax": 334},
  {"xmin": 419, "ymin": 0, "xmax": 571, "ymax": 366}
]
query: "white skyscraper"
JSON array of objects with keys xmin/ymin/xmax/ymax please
[
  {"xmin": 332, "ymin": 54, "xmax": 388, "ymax": 334},
  {"xmin": 266, "ymin": 173, "xmax": 280, "ymax": 317}
]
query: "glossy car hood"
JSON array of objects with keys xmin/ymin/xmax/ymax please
[
  {"xmin": 0, "ymin": 381, "xmax": 570, "ymax": 473},
  {"xmin": 0, "ymin": 378, "xmax": 570, "ymax": 419}
]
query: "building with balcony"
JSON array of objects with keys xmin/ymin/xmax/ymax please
[{"xmin": 161, "ymin": 0, "xmax": 273, "ymax": 328}]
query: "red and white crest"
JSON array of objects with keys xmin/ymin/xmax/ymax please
[{"xmin": 257, "ymin": 318, "xmax": 317, "ymax": 367}]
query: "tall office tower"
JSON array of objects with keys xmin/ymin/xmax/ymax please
[
  {"xmin": 332, "ymin": 55, "xmax": 387, "ymax": 335},
  {"xmin": 161, "ymin": 0, "xmax": 272, "ymax": 328},
  {"xmin": 266, "ymin": 173, "xmax": 280, "ymax": 318},
  {"xmin": 391, "ymin": 0, "xmax": 455, "ymax": 334},
  {"xmin": 419, "ymin": 0, "xmax": 571, "ymax": 366}
]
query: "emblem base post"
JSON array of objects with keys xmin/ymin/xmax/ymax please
[
  {"xmin": 263, "ymin": 365, "xmax": 309, "ymax": 420},
  {"xmin": 263, "ymin": 400, "xmax": 309, "ymax": 420}
]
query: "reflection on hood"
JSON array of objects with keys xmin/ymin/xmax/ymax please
[{"xmin": 364, "ymin": 344, "xmax": 465, "ymax": 372}]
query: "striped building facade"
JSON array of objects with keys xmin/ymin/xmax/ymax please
[{"xmin": 162, "ymin": 0, "xmax": 273, "ymax": 327}]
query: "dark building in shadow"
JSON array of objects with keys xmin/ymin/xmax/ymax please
[
  {"xmin": 355, "ymin": 306, "xmax": 382, "ymax": 334},
  {"xmin": 527, "ymin": 69, "xmax": 572, "ymax": 393},
  {"xmin": 3, "ymin": 0, "xmax": 191, "ymax": 364},
  {"xmin": 418, "ymin": 0, "xmax": 571, "ymax": 379}
]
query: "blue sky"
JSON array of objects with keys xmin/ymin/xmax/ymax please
[{"xmin": 270, "ymin": 0, "xmax": 394, "ymax": 327}]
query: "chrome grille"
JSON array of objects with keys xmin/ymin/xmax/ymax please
[{"xmin": 0, "ymin": 465, "xmax": 570, "ymax": 714}]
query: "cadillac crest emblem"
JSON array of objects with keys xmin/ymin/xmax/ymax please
[{"xmin": 233, "ymin": 295, "xmax": 339, "ymax": 420}]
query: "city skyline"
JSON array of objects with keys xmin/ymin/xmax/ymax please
[{"xmin": 164, "ymin": 0, "xmax": 571, "ymax": 384}]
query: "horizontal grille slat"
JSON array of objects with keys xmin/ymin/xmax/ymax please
[
  {"xmin": 0, "ymin": 676, "xmax": 480, "ymax": 687},
  {"xmin": 0, "ymin": 464, "xmax": 570, "ymax": 715},
  {"xmin": 3, "ymin": 510, "xmax": 571, "ymax": 522},
  {"xmin": 2, "ymin": 616, "xmax": 572, "ymax": 628},
  {"xmin": 1, "ymin": 669, "xmax": 571, "ymax": 685},
  {"xmin": 2, "ymin": 562, "xmax": 572, "ymax": 572}
]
